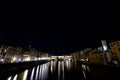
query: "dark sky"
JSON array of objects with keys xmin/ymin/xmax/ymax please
[{"xmin": 0, "ymin": 4, "xmax": 117, "ymax": 55}]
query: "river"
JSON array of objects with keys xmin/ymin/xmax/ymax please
[{"xmin": 1, "ymin": 60, "xmax": 120, "ymax": 80}]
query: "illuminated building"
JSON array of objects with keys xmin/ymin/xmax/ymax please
[
  {"xmin": 109, "ymin": 40, "xmax": 120, "ymax": 63},
  {"xmin": 4, "ymin": 46, "xmax": 23, "ymax": 63},
  {"xmin": 81, "ymin": 48, "xmax": 92, "ymax": 62},
  {"xmin": 101, "ymin": 40, "xmax": 108, "ymax": 51},
  {"xmin": 97, "ymin": 47, "xmax": 103, "ymax": 52},
  {"xmin": 0, "ymin": 45, "xmax": 7, "ymax": 59},
  {"xmin": 105, "ymin": 49, "xmax": 113, "ymax": 63},
  {"xmin": 88, "ymin": 51, "xmax": 104, "ymax": 63}
]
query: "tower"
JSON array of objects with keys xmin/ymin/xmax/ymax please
[{"xmin": 101, "ymin": 40, "xmax": 108, "ymax": 51}]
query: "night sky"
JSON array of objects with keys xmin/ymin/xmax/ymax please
[{"xmin": 0, "ymin": 4, "xmax": 118, "ymax": 55}]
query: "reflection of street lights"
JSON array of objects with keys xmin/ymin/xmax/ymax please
[{"xmin": 103, "ymin": 52, "xmax": 107, "ymax": 65}]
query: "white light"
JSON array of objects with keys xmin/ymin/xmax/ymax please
[
  {"xmin": 13, "ymin": 74, "xmax": 18, "ymax": 80},
  {"xmin": 30, "ymin": 68, "xmax": 35, "ymax": 80},
  {"xmin": 101, "ymin": 40, "xmax": 108, "ymax": 51},
  {"xmin": 1, "ymin": 59, "xmax": 4, "ymax": 62},
  {"xmin": 7, "ymin": 76, "xmax": 12, "ymax": 80},
  {"xmin": 5, "ymin": 49, "xmax": 7, "ymax": 52},
  {"xmin": 34, "ymin": 58, "xmax": 38, "ymax": 61},
  {"xmin": 103, "ymin": 46, "xmax": 107, "ymax": 51},
  {"xmin": 18, "ymin": 59, "xmax": 21, "ymax": 61},
  {"xmin": 26, "ymin": 57, "xmax": 30, "ymax": 61},
  {"xmin": 68, "ymin": 59, "xmax": 71, "ymax": 61},
  {"xmin": 38, "ymin": 58, "xmax": 41, "ymax": 60},
  {"xmin": 81, "ymin": 59, "xmax": 85, "ymax": 61},
  {"xmin": 23, "ymin": 69, "xmax": 28, "ymax": 80},
  {"xmin": 35, "ymin": 66, "xmax": 39, "ymax": 80}
]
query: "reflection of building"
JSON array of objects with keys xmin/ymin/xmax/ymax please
[
  {"xmin": 105, "ymin": 49, "xmax": 113, "ymax": 63},
  {"xmin": 109, "ymin": 40, "xmax": 120, "ymax": 63}
]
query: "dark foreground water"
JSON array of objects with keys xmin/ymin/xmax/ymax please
[{"xmin": 1, "ymin": 60, "xmax": 120, "ymax": 80}]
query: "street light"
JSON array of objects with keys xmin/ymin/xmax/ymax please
[
  {"xmin": 13, "ymin": 57, "xmax": 17, "ymax": 62},
  {"xmin": 0, "ymin": 59, "xmax": 4, "ymax": 62}
]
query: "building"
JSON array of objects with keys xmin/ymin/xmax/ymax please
[
  {"xmin": 105, "ymin": 50, "xmax": 113, "ymax": 63},
  {"xmin": 4, "ymin": 46, "xmax": 24, "ymax": 63},
  {"xmin": 0, "ymin": 45, "xmax": 7, "ymax": 59},
  {"xmin": 81, "ymin": 48, "xmax": 93, "ymax": 62},
  {"xmin": 101, "ymin": 40, "xmax": 108, "ymax": 51},
  {"xmin": 109, "ymin": 40, "xmax": 120, "ymax": 63},
  {"xmin": 88, "ymin": 51, "xmax": 104, "ymax": 63}
]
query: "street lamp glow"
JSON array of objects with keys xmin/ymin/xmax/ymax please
[
  {"xmin": 13, "ymin": 57, "xmax": 17, "ymax": 61},
  {"xmin": 1, "ymin": 59, "xmax": 4, "ymax": 62},
  {"xmin": 18, "ymin": 59, "xmax": 21, "ymax": 62},
  {"xmin": 34, "ymin": 58, "xmax": 38, "ymax": 61},
  {"xmin": 26, "ymin": 57, "xmax": 30, "ymax": 61},
  {"xmin": 38, "ymin": 58, "xmax": 41, "ymax": 60}
]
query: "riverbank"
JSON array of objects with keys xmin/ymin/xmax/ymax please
[{"xmin": 0, "ymin": 60, "xmax": 49, "ymax": 74}]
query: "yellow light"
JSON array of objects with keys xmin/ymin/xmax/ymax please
[
  {"xmin": 13, "ymin": 57, "xmax": 17, "ymax": 61},
  {"xmin": 23, "ymin": 55, "xmax": 29, "ymax": 57},
  {"xmin": 26, "ymin": 57, "xmax": 30, "ymax": 61}
]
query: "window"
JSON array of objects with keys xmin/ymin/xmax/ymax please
[
  {"xmin": 111, "ymin": 44, "xmax": 113, "ymax": 46},
  {"xmin": 118, "ymin": 48, "xmax": 120, "ymax": 52}
]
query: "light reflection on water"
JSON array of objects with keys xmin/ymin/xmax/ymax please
[
  {"xmin": 22, "ymin": 69, "xmax": 28, "ymax": 80},
  {"xmin": 40, "ymin": 63, "xmax": 49, "ymax": 80},
  {"xmin": 7, "ymin": 76, "xmax": 12, "ymax": 80},
  {"xmin": 65, "ymin": 60, "xmax": 72, "ymax": 71},
  {"xmin": 5, "ymin": 61, "xmax": 120, "ymax": 80},
  {"xmin": 7, "ymin": 60, "xmax": 85, "ymax": 80},
  {"xmin": 35, "ymin": 65, "xmax": 39, "ymax": 80},
  {"xmin": 81, "ymin": 64, "xmax": 91, "ymax": 79},
  {"xmin": 62, "ymin": 61, "xmax": 64, "ymax": 80},
  {"xmin": 30, "ymin": 67, "xmax": 35, "ymax": 80},
  {"xmin": 13, "ymin": 74, "xmax": 18, "ymax": 80}
]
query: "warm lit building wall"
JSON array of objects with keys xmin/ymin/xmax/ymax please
[
  {"xmin": 75, "ymin": 51, "xmax": 81, "ymax": 61},
  {"xmin": 70, "ymin": 52, "xmax": 77, "ymax": 61},
  {"xmin": 89, "ymin": 52, "xmax": 104, "ymax": 63},
  {"xmin": 105, "ymin": 50, "xmax": 113, "ymax": 63},
  {"xmin": 5, "ymin": 46, "xmax": 16, "ymax": 63},
  {"xmin": 109, "ymin": 40, "xmax": 120, "ymax": 63}
]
